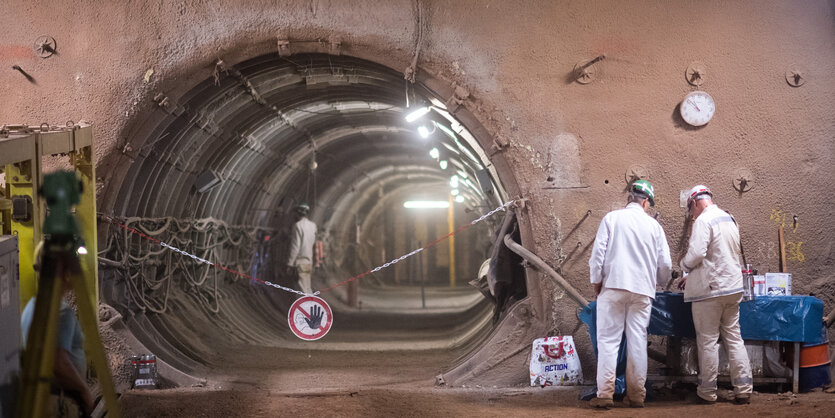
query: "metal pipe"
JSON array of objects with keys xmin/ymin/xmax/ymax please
[
  {"xmin": 502, "ymin": 233, "xmax": 589, "ymax": 308},
  {"xmin": 647, "ymin": 347, "xmax": 667, "ymax": 365},
  {"xmin": 502, "ymin": 232, "xmax": 667, "ymax": 363},
  {"xmin": 487, "ymin": 207, "xmax": 515, "ymax": 294}
]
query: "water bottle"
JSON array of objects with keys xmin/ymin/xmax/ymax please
[{"xmin": 742, "ymin": 264, "xmax": 755, "ymax": 301}]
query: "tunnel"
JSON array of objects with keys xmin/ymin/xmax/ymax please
[
  {"xmin": 96, "ymin": 53, "xmax": 529, "ymax": 386},
  {"xmin": 5, "ymin": 1, "xmax": 834, "ymax": 414}
]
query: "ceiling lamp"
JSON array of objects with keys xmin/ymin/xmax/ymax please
[
  {"xmin": 417, "ymin": 125, "xmax": 431, "ymax": 138},
  {"xmin": 404, "ymin": 200, "xmax": 449, "ymax": 209},
  {"xmin": 404, "ymin": 106, "xmax": 432, "ymax": 123}
]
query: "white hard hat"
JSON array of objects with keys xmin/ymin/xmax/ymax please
[{"xmin": 686, "ymin": 185, "xmax": 713, "ymax": 206}]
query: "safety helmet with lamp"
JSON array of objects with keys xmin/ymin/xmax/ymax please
[
  {"xmin": 686, "ymin": 185, "xmax": 713, "ymax": 208},
  {"xmin": 631, "ymin": 179, "xmax": 655, "ymax": 206}
]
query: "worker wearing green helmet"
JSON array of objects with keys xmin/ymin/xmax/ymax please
[
  {"xmin": 630, "ymin": 179, "xmax": 655, "ymax": 206},
  {"xmin": 588, "ymin": 179, "xmax": 671, "ymax": 409}
]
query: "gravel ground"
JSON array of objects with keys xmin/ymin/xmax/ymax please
[{"xmin": 119, "ymin": 346, "xmax": 835, "ymax": 417}]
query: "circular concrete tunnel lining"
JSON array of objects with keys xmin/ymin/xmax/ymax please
[{"xmin": 99, "ymin": 53, "xmax": 525, "ymax": 378}]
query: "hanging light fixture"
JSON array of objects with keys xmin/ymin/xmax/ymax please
[
  {"xmin": 404, "ymin": 106, "xmax": 432, "ymax": 123},
  {"xmin": 439, "ymin": 160, "xmax": 448, "ymax": 170},
  {"xmin": 429, "ymin": 147, "xmax": 440, "ymax": 159},
  {"xmin": 404, "ymin": 200, "xmax": 449, "ymax": 209}
]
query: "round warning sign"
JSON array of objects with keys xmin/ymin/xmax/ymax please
[{"xmin": 288, "ymin": 295, "xmax": 333, "ymax": 341}]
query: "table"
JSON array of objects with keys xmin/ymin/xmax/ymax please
[{"xmin": 579, "ymin": 292, "xmax": 825, "ymax": 393}]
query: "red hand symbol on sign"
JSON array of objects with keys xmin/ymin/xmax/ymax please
[{"xmin": 288, "ymin": 296, "xmax": 333, "ymax": 341}]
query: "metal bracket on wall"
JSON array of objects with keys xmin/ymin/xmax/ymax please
[
  {"xmin": 329, "ymin": 36, "xmax": 342, "ymax": 56},
  {"xmin": 153, "ymin": 92, "xmax": 170, "ymax": 108},
  {"xmin": 445, "ymin": 85, "xmax": 470, "ymax": 114},
  {"xmin": 686, "ymin": 62, "xmax": 706, "ymax": 86},
  {"xmin": 153, "ymin": 93, "xmax": 185, "ymax": 116},
  {"xmin": 490, "ymin": 135, "xmax": 509, "ymax": 154},
  {"xmin": 33, "ymin": 35, "xmax": 56, "ymax": 58},
  {"xmin": 785, "ymin": 66, "xmax": 806, "ymax": 87},
  {"xmin": 733, "ymin": 168, "xmax": 755, "ymax": 193},
  {"xmin": 573, "ymin": 54, "xmax": 605, "ymax": 84},
  {"xmin": 624, "ymin": 164, "xmax": 649, "ymax": 185},
  {"xmin": 277, "ymin": 38, "xmax": 292, "ymax": 57}
]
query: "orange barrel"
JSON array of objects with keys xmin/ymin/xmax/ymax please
[
  {"xmin": 800, "ymin": 343, "xmax": 830, "ymax": 367},
  {"xmin": 798, "ymin": 330, "xmax": 831, "ymax": 392}
]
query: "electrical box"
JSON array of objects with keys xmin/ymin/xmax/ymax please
[
  {"xmin": 11, "ymin": 196, "xmax": 32, "ymax": 222},
  {"xmin": 0, "ymin": 235, "xmax": 20, "ymax": 417}
]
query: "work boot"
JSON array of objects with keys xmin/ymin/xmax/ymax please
[
  {"xmin": 589, "ymin": 397, "xmax": 614, "ymax": 409},
  {"xmin": 733, "ymin": 393, "xmax": 751, "ymax": 405},
  {"xmin": 695, "ymin": 395, "xmax": 716, "ymax": 405},
  {"xmin": 623, "ymin": 397, "xmax": 644, "ymax": 408}
]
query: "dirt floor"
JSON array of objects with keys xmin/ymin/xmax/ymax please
[{"xmin": 119, "ymin": 347, "xmax": 835, "ymax": 417}]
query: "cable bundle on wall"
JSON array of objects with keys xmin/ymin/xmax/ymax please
[{"xmin": 98, "ymin": 216, "xmax": 274, "ymax": 315}]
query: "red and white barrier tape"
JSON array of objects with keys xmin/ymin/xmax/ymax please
[{"xmin": 101, "ymin": 200, "xmax": 514, "ymax": 297}]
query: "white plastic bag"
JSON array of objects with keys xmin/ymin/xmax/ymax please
[{"xmin": 529, "ymin": 336, "xmax": 583, "ymax": 387}]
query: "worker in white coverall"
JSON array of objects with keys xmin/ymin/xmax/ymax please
[
  {"xmin": 287, "ymin": 203, "xmax": 317, "ymax": 294},
  {"xmin": 679, "ymin": 185, "xmax": 753, "ymax": 405},
  {"xmin": 588, "ymin": 180, "xmax": 672, "ymax": 409}
]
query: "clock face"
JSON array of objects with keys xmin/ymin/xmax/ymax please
[{"xmin": 680, "ymin": 91, "xmax": 715, "ymax": 127}]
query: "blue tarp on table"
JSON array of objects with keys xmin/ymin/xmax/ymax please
[
  {"xmin": 578, "ymin": 292, "xmax": 825, "ymax": 398},
  {"xmin": 739, "ymin": 295, "xmax": 825, "ymax": 344}
]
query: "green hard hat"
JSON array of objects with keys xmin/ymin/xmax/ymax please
[
  {"xmin": 295, "ymin": 203, "xmax": 310, "ymax": 215},
  {"xmin": 631, "ymin": 179, "xmax": 655, "ymax": 206}
]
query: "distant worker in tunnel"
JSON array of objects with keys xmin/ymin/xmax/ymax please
[
  {"xmin": 287, "ymin": 203, "xmax": 317, "ymax": 294},
  {"xmin": 678, "ymin": 185, "xmax": 752, "ymax": 405},
  {"xmin": 588, "ymin": 180, "xmax": 672, "ymax": 409}
]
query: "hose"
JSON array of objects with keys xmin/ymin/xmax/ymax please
[{"xmin": 502, "ymin": 233, "xmax": 589, "ymax": 308}]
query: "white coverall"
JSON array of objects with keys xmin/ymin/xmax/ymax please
[
  {"xmin": 681, "ymin": 204, "xmax": 753, "ymax": 401},
  {"xmin": 288, "ymin": 217, "xmax": 317, "ymax": 294},
  {"xmin": 589, "ymin": 202, "xmax": 672, "ymax": 401}
]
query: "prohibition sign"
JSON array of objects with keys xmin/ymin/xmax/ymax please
[{"xmin": 288, "ymin": 296, "xmax": 333, "ymax": 341}]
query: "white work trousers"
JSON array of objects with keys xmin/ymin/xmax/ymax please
[
  {"xmin": 596, "ymin": 288, "xmax": 652, "ymax": 401},
  {"xmin": 691, "ymin": 292, "xmax": 753, "ymax": 401},
  {"xmin": 296, "ymin": 263, "xmax": 313, "ymax": 294}
]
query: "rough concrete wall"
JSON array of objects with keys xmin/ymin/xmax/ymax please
[{"xmin": 2, "ymin": 0, "xmax": 833, "ymax": 383}]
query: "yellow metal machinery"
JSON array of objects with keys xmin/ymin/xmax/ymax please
[
  {"xmin": 0, "ymin": 123, "xmax": 119, "ymax": 417},
  {"xmin": 2, "ymin": 132, "xmax": 40, "ymax": 310}
]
